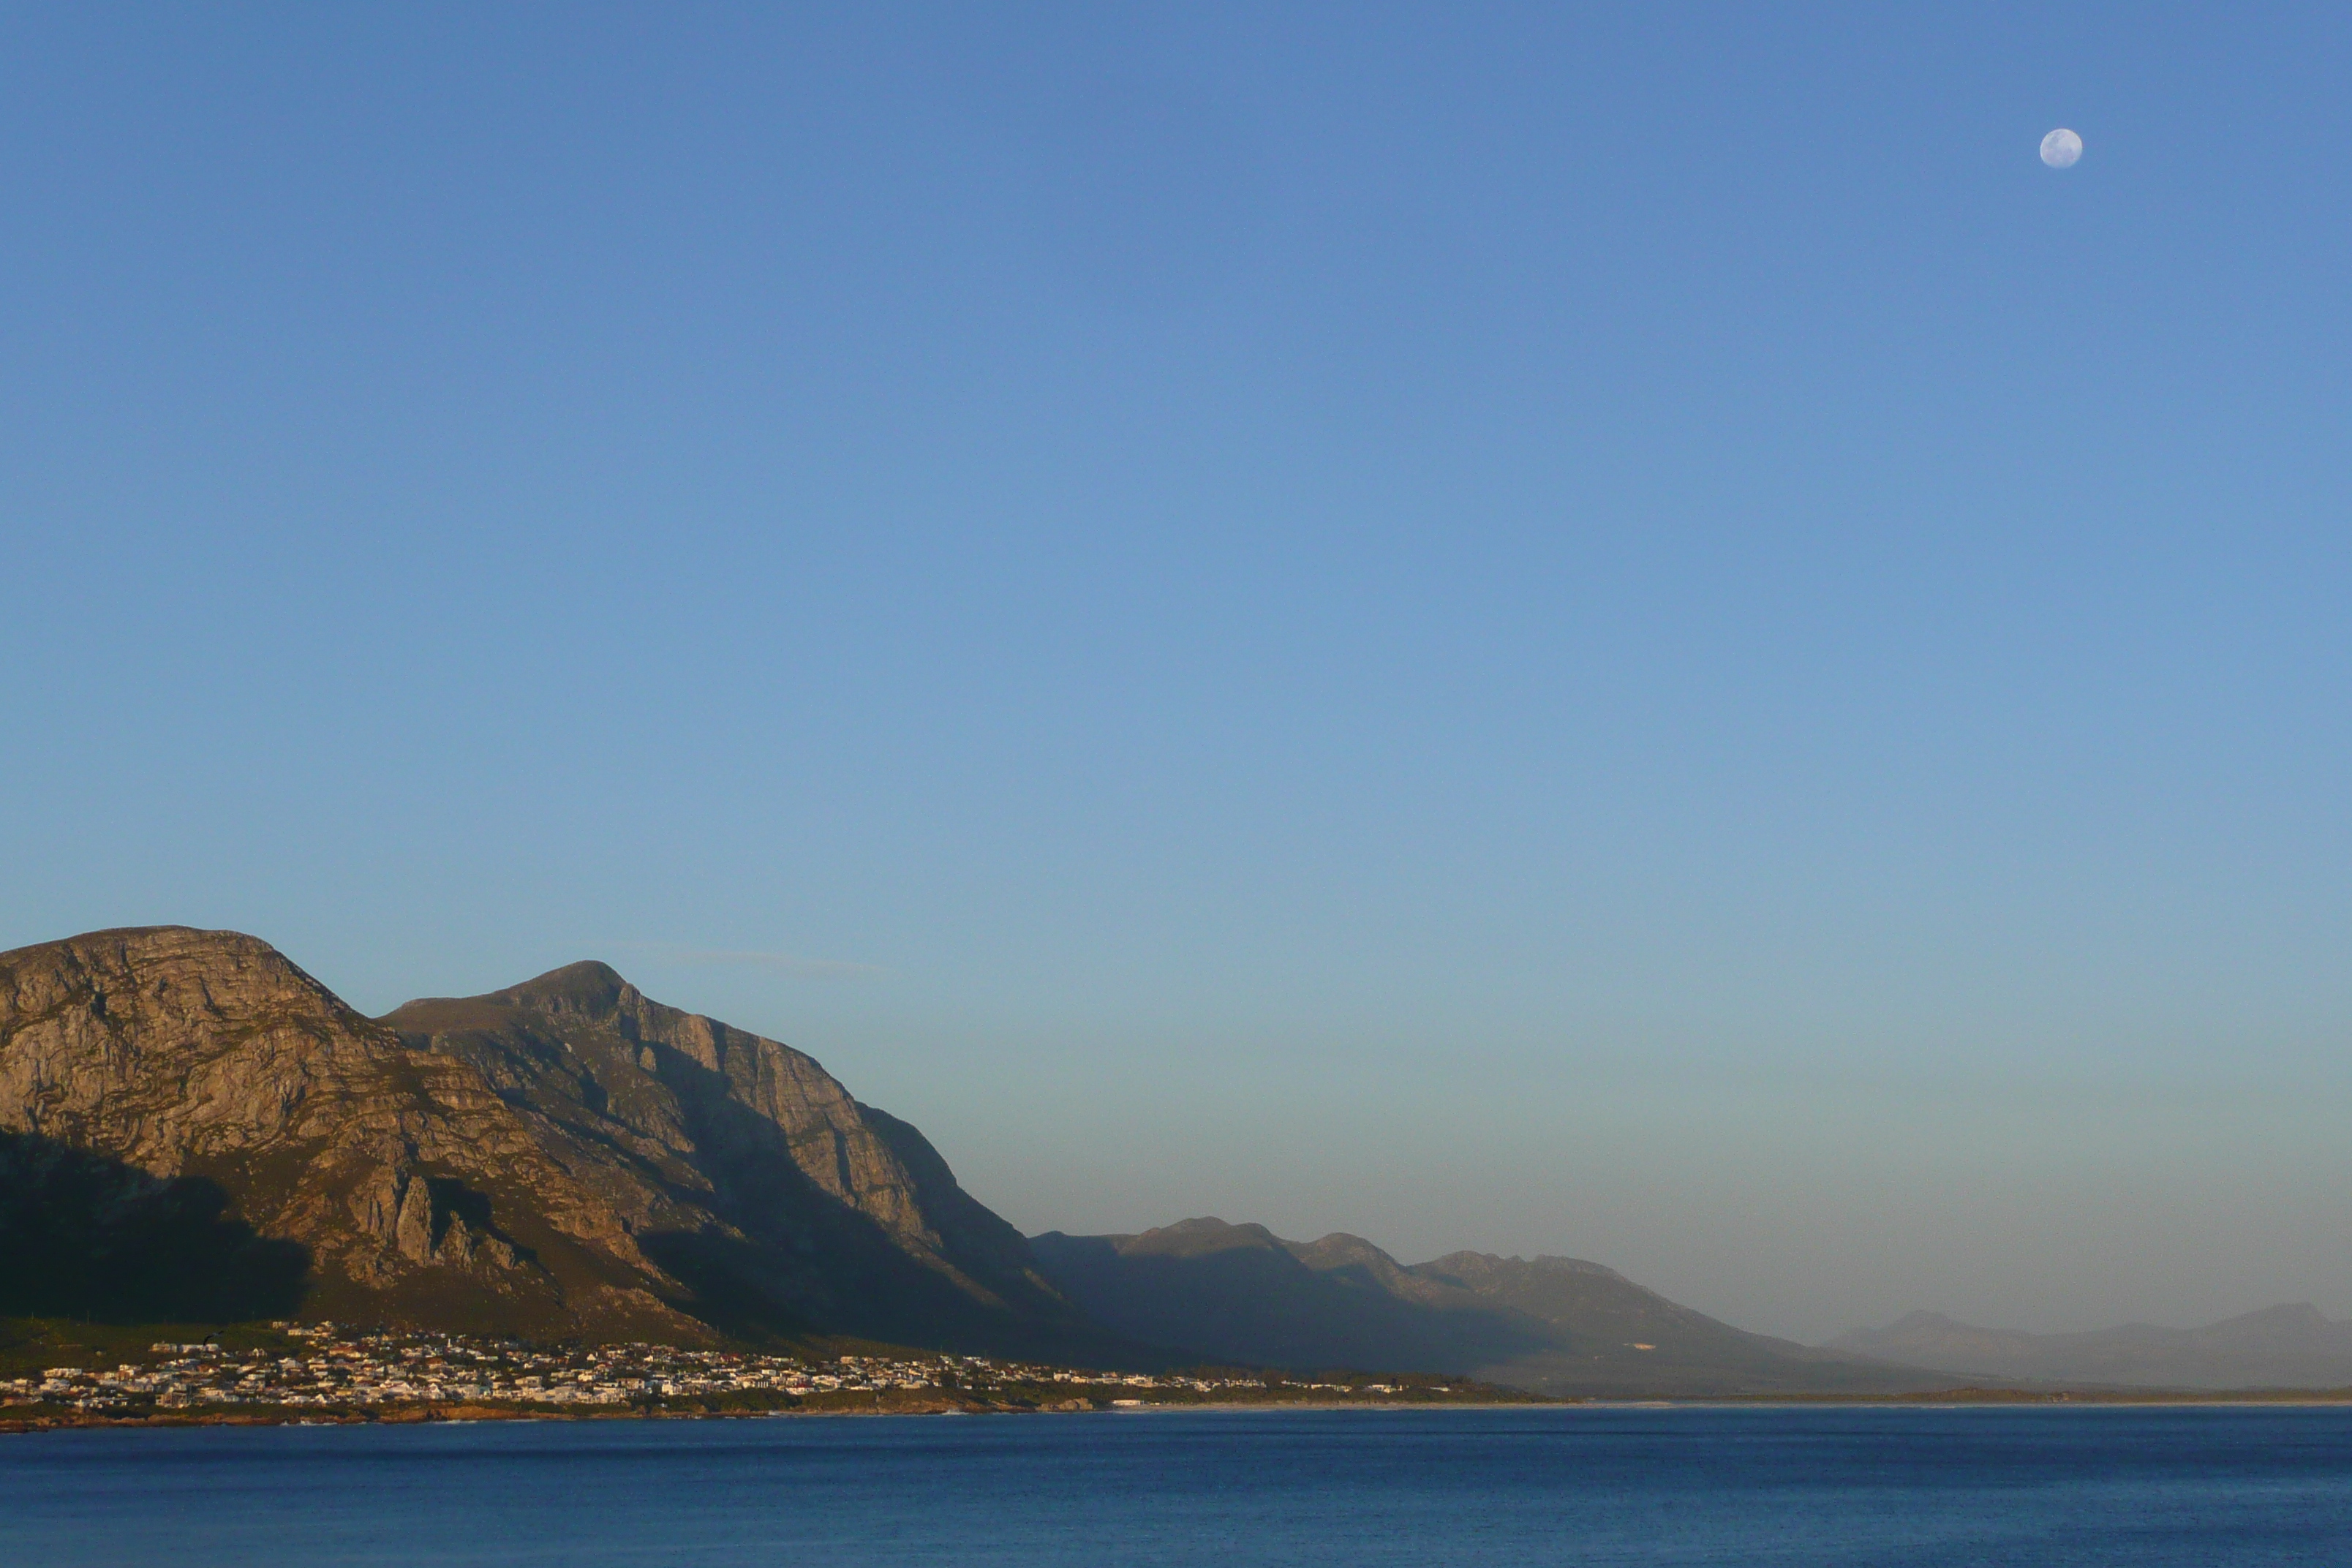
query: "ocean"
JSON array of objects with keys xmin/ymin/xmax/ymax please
[{"xmin": 6, "ymin": 1405, "xmax": 2351, "ymax": 1565}]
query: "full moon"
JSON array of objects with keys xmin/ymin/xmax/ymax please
[{"xmin": 2040, "ymin": 128, "xmax": 2083, "ymax": 167}]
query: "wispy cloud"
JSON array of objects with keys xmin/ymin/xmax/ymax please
[{"xmin": 604, "ymin": 942, "xmax": 889, "ymax": 981}]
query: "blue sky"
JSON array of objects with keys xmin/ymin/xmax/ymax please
[{"xmin": 6, "ymin": 4, "xmax": 2350, "ymax": 1340}]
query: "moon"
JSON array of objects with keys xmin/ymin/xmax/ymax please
[{"xmin": 2040, "ymin": 128, "xmax": 2083, "ymax": 168}]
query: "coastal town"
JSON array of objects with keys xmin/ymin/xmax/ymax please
[{"xmin": 0, "ymin": 1323, "xmax": 1469, "ymax": 1426}]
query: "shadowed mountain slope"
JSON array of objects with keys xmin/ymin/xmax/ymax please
[
  {"xmin": 0, "ymin": 927, "xmax": 1118, "ymax": 1359},
  {"xmin": 1827, "ymin": 1306, "xmax": 2352, "ymax": 1390},
  {"xmin": 1033, "ymin": 1218, "xmax": 1947, "ymax": 1396},
  {"xmin": 0, "ymin": 1129, "xmax": 310, "ymax": 1322}
]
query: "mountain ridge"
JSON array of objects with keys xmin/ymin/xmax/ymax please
[
  {"xmin": 1031, "ymin": 1216, "xmax": 1947, "ymax": 1396},
  {"xmin": 1827, "ymin": 1304, "xmax": 2352, "ymax": 1389}
]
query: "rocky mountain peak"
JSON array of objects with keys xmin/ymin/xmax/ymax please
[
  {"xmin": 1289, "ymin": 1232, "xmax": 1401, "ymax": 1272},
  {"xmin": 491, "ymin": 960, "xmax": 632, "ymax": 1016},
  {"xmin": 1, "ymin": 925, "xmax": 363, "ymax": 1046},
  {"xmin": 1126, "ymin": 1218, "xmax": 1286, "ymax": 1258}
]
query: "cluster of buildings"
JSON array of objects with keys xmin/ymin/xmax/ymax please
[{"xmin": 1, "ymin": 1324, "xmax": 1296, "ymax": 1416}]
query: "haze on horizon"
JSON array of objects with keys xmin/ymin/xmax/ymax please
[{"xmin": 4, "ymin": 4, "xmax": 2349, "ymax": 1346}]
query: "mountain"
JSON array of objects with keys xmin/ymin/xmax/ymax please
[
  {"xmin": 1827, "ymin": 1306, "xmax": 2352, "ymax": 1390},
  {"xmin": 1030, "ymin": 1218, "xmax": 1945, "ymax": 1396},
  {"xmin": 0, "ymin": 926, "xmax": 1115, "ymax": 1358}
]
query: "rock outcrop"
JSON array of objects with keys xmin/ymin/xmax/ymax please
[{"xmin": 0, "ymin": 927, "xmax": 1107, "ymax": 1357}]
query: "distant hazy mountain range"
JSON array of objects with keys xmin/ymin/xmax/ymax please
[
  {"xmin": 1826, "ymin": 1307, "xmax": 2352, "ymax": 1390},
  {"xmin": 1030, "ymin": 1218, "xmax": 1941, "ymax": 1396},
  {"xmin": 8, "ymin": 927, "xmax": 2341, "ymax": 1396}
]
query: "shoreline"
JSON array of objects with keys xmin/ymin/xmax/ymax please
[
  {"xmin": 0, "ymin": 1397, "xmax": 1519, "ymax": 1434},
  {"xmin": 15, "ymin": 1390, "xmax": 2352, "ymax": 1435}
]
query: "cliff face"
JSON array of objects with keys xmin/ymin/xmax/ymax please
[
  {"xmin": 378, "ymin": 960, "xmax": 1081, "ymax": 1350},
  {"xmin": 0, "ymin": 927, "xmax": 1098, "ymax": 1356}
]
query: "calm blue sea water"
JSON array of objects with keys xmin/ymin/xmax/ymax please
[{"xmin": 6, "ymin": 1406, "xmax": 2351, "ymax": 1566}]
